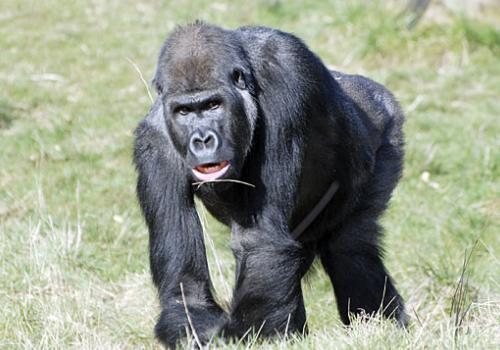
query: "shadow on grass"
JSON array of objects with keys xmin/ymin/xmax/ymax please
[{"xmin": 0, "ymin": 100, "xmax": 17, "ymax": 129}]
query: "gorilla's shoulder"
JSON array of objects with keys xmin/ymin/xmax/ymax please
[
  {"xmin": 234, "ymin": 26, "xmax": 323, "ymax": 88},
  {"xmin": 135, "ymin": 99, "xmax": 167, "ymax": 136},
  {"xmin": 235, "ymin": 26, "xmax": 307, "ymax": 52},
  {"xmin": 133, "ymin": 99, "xmax": 172, "ymax": 161},
  {"xmin": 235, "ymin": 25, "xmax": 279, "ymax": 37}
]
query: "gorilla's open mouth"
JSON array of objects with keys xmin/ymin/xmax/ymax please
[{"xmin": 192, "ymin": 161, "xmax": 230, "ymax": 181}]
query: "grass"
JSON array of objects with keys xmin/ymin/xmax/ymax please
[{"xmin": 0, "ymin": 0, "xmax": 499, "ymax": 348}]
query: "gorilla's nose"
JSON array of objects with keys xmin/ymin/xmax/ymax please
[{"xmin": 189, "ymin": 129, "xmax": 220, "ymax": 157}]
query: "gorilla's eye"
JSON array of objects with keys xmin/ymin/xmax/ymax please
[
  {"xmin": 232, "ymin": 69, "xmax": 246, "ymax": 90},
  {"xmin": 206, "ymin": 101, "xmax": 220, "ymax": 110},
  {"xmin": 175, "ymin": 106, "xmax": 191, "ymax": 116}
]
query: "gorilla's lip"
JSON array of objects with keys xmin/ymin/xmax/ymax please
[{"xmin": 192, "ymin": 161, "xmax": 230, "ymax": 181}]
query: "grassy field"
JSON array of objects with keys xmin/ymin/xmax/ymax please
[{"xmin": 1, "ymin": 0, "xmax": 499, "ymax": 349}]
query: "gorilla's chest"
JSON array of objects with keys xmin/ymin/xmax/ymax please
[{"xmin": 196, "ymin": 186, "xmax": 247, "ymax": 227}]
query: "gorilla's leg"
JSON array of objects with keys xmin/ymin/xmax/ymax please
[
  {"xmin": 222, "ymin": 226, "xmax": 312, "ymax": 339},
  {"xmin": 319, "ymin": 216, "xmax": 407, "ymax": 326}
]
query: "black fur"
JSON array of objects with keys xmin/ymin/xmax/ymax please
[{"xmin": 134, "ymin": 23, "xmax": 407, "ymax": 348}]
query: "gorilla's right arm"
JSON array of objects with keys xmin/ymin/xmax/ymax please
[{"xmin": 134, "ymin": 101, "xmax": 224, "ymax": 348}]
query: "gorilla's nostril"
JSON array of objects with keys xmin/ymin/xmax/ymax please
[
  {"xmin": 191, "ymin": 135, "xmax": 204, "ymax": 151},
  {"xmin": 204, "ymin": 134, "xmax": 214, "ymax": 147}
]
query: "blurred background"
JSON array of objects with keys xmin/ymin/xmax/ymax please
[{"xmin": 1, "ymin": 0, "xmax": 499, "ymax": 349}]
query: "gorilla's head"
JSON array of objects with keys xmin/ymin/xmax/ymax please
[{"xmin": 153, "ymin": 23, "xmax": 258, "ymax": 182}]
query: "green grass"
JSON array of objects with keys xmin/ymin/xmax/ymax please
[{"xmin": 1, "ymin": 0, "xmax": 499, "ymax": 348}]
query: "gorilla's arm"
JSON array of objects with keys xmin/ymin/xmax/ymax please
[
  {"xmin": 134, "ymin": 101, "xmax": 224, "ymax": 348},
  {"xmin": 225, "ymin": 222, "xmax": 307, "ymax": 338},
  {"xmin": 220, "ymin": 28, "xmax": 332, "ymax": 338}
]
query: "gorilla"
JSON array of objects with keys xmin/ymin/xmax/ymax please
[{"xmin": 134, "ymin": 22, "xmax": 407, "ymax": 348}]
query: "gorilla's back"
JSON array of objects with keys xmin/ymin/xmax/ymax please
[{"xmin": 330, "ymin": 70, "xmax": 405, "ymax": 153}]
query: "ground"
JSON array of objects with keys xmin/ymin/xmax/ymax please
[{"xmin": 0, "ymin": 0, "xmax": 499, "ymax": 349}]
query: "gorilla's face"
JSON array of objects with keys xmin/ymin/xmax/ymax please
[{"xmin": 154, "ymin": 27, "xmax": 258, "ymax": 182}]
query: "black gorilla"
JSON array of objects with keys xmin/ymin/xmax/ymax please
[{"xmin": 134, "ymin": 22, "xmax": 407, "ymax": 348}]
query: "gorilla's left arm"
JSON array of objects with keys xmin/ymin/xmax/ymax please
[{"xmin": 222, "ymin": 28, "xmax": 335, "ymax": 338}]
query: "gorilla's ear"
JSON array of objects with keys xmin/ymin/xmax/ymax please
[
  {"xmin": 152, "ymin": 69, "xmax": 165, "ymax": 96},
  {"xmin": 231, "ymin": 68, "xmax": 248, "ymax": 90}
]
